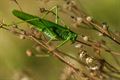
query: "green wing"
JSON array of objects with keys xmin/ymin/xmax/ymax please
[{"xmin": 12, "ymin": 9, "xmax": 57, "ymax": 39}]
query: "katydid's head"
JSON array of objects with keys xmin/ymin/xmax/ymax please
[{"xmin": 70, "ymin": 32, "xmax": 78, "ymax": 42}]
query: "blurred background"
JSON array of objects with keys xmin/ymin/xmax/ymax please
[{"xmin": 0, "ymin": 0, "xmax": 120, "ymax": 80}]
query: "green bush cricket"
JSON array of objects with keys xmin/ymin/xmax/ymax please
[{"xmin": 12, "ymin": 9, "xmax": 79, "ymax": 48}]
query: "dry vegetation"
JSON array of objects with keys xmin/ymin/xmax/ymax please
[{"xmin": 0, "ymin": 0, "xmax": 120, "ymax": 80}]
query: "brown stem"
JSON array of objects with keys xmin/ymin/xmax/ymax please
[{"xmin": 30, "ymin": 36, "xmax": 80, "ymax": 71}]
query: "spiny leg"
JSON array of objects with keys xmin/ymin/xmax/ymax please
[
  {"xmin": 41, "ymin": 6, "xmax": 60, "ymax": 44},
  {"xmin": 56, "ymin": 37, "xmax": 70, "ymax": 48},
  {"xmin": 46, "ymin": 37, "xmax": 55, "ymax": 44}
]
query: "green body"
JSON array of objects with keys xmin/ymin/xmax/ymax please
[{"xmin": 12, "ymin": 10, "xmax": 77, "ymax": 42}]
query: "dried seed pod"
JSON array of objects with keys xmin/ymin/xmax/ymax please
[
  {"xmin": 93, "ymin": 42, "xmax": 101, "ymax": 54},
  {"xmin": 88, "ymin": 59, "xmax": 102, "ymax": 71},
  {"xmin": 82, "ymin": 35, "xmax": 89, "ymax": 41},
  {"xmin": 79, "ymin": 50, "xmax": 87, "ymax": 60},
  {"xmin": 26, "ymin": 49, "xmax": 33, "ymax": 57},
  {"xmin": 35, "ymin": 45, "xmax": 41, "ymax": 52},
  {"xmin": 89, "ymin": 66, "xmax": 99, "ymax": 71},
  {"xmin": 19, "ymin": 34, "xmax": 25, "ymax": 39},
  {"xmin": 12, "ymin": 70, "xmax": 32, "ymax": 80},
  {"xmin": 95, "ymin": 49, "xmax": 101, "ymax": 54},
  {"xmin": 12, "ymin": 24, "xmax": 18, "ymax": 28},
  {"xmin": 20, "ymin": 30, "xmax": 26, "ymax": 35},
  {"xmin": 76, "ymin": 17, "xmax": 83, "ymax": 25},
  {"xmin": 75, "ymin": 43, "xmax": 83, "ymax": 48},
  {"xmin": 71, "ymin": 0, "xmax": 76, "ymax": 5},
  {"xmin": 86, "ymin": 16, "xmax": 92, "ymax": 22},
  {"xmin": 102, "ymin": 22, "xmax": 108, "ymax": 31},
  {"xmin": 86, "ymin": 57, "xmax": 93, "ymax": 64},
  {"xmin": 90, "ymin": 71, "xmax": 98, "ymax": 77},
  {"xmin": 60, "ymin": 66, "xmax": 73, "ymax": 80},
  {"xmin": 64, "ymin": 0, "xmax": 76, "ymax": 11},
  {"xmin": 98, "ymin": 32, "xmax": 103, "ymax": 36}
]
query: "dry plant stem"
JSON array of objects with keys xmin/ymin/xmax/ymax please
[
  {"xmin": 62, "ymin": 0, "xmax": 120, "ymax": 75},
  {"xmin": 62, "ymin": 0, "xmax": 120, "ymax": 45},
  {"xmin": 21, "ymin": 32, "xmax": 100, "ymax": 80},
  {"xmin": 76, "ymin": 39, "xmax": 120, "ymax": 71},
  {"xmin": 1, "ymin": 26, "xmax": 96, "ymax": 80},
  {"xmin": 2, "ymin": 25, "xmax": 97, "ymax": 79},
  {"xmin": 77, "ymin": 38, "xmax": 120, "ymax": 56},
  {"xmin": 29, "ymin": 36, "xmax": 80, "ymax": 71},
  {"xmin": 86, "ymin": 39, "xmax": 120, "ymax": 68},
  {"xmin": 89, "ymin": 21, "xmax": 120, "ymax": 45},
  {"xmin": 62, "ymin": 3, "xmax": 120, "ymax": 69},
  {"xmin": 1, "ymin": 0, "xmax": 120, "ymax": 79},
  {"xmin": 72, "ymin": 5, "xmax": 120, "ymax": 45},
  {"xmin": 0, "ymin": 26, "xmax": 10, "ymax": 31},
  {"xmin": 60, "ymin": 4, "xmax": 120, "ymax": 56},
  {"xmin": 76, "ymin": 40, "xmax": 91, "ymax": 47},
  {"xmin": 105, "ymin": 62, "xmax": 120, "ymax": 74},
  {"xmin": 2, "ymin": 24, "xmax": 119, "ymax": 79},
  {"xmin": 11, "ymin": 0, "xmax": 23, "ymax": 11},
  {"xmin": 102, "ymin": 71, "xmax": 120, "ymax": 80},
  {"xmin": 1, "ymin": 25, "xmax": 79, "ymax": 72}
]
